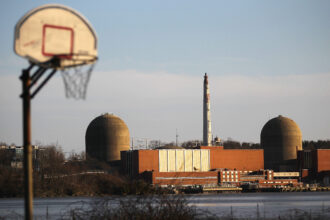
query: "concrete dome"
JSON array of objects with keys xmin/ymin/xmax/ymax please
[
  {"xmin": 261, "ymin": 115, "xmax": 302, "ymax": 171},
  {"xmin": 85, "ymin": 113, "xmax": 130, "ymax": 162}
]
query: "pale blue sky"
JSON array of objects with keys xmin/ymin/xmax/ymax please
[{"xmin": 1, "ymin": 1, "xmax": 330, "ymax": 152}]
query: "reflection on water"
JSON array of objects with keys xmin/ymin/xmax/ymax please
[
  {"xmin": 1, "ymin": 192, "xmax": 330, "ymax": 219},
  {"xmin": 186, "ymin": 192, "xmax": 330, "ymax": 219}
]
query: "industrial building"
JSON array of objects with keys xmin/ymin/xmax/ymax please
[
  {"xmin": 261, "ymin": 115, "xmax": 302, "ymax": 171},
  {"xmin": 120, "ymin": 147, "xmax": 303, "ymax": 188},
  {"xmin": 85, "ymin": 74, "xmax": 330, "ymax": 189},
  {"xmin": 298, "ymin": 149, "xmax": 330, "ymax": 183},
  {"xmin": 121, "ymin": 147, "xmax": 263, "ymax": 178},
  {"xmin": 119, "ymin": 145, "xmax": 330, "ymax": 188},
  {"xmin": 0, "ymin": 145, "xmax": 45, "ymax": 169},
  {"xmin": 85, "ymin": 113, "xmax": 130, "ymax": 165}
]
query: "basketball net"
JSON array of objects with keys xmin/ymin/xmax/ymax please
[{"xmin": 59, "ymin": 55, "xmax": 96, "ymax": 100}]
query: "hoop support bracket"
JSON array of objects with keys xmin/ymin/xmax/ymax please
[
  {"xmin": 20, "ymin": 65, "xmax": 57, "ymax": 99},
  {"xmin": 31, "ymin": 69, "xmax": 57, "ymax": 99}
]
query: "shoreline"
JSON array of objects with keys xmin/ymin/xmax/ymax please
[{"xmin": 1, "ymin": 187, "xmax": 330, "ymax": 199}]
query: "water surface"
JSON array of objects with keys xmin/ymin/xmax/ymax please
[{"xmin": 1, "ymin": 192, "xmax": 330, "ymax": 219}]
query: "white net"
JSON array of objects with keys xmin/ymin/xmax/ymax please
[{"xmin": 60, "ymin": 63, "xmax": 94, "ymax": 99}]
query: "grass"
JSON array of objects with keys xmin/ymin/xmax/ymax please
[
  {"xmin": 62, "ymin": 196, "xmax": 330, "ymax": 220},
  {"xmin": 63, "ymin": 195, "xmax": 200, "ymax": 220}
]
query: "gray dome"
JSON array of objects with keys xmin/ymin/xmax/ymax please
[
  {"xmin": 85, "ymin": 113, "xmax": 130, "ymax": 162},
  {"xmin": 261, "ymin": 115, "xmax": 302, "ymax": 171}
]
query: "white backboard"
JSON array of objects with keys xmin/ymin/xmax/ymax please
[{"xmin": 14, "ymin": 4, "xmax": 97, "ymax": 68}]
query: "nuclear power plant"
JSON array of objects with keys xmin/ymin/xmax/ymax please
[
  {"xmin": 85, "ymin": 74, "xmax": 330, "ymax": 190},
  {"xmin": 85, "ymin": 113, "xmax": 130, "ymax": 164},
  {"xmin": 261, "ymin": 115, "xmax": 302, "ymax": 171}
]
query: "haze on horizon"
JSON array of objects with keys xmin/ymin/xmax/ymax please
[{"xmin": 0, "ymin": 0, "xmax": 329, "ymax": 153}]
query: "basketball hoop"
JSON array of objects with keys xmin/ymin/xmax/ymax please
[
  {"xmin": 37, "ymin": 53, "xmax": 97, "ymax": 99},
  {"xmin": 59, "ymin": 54, "xmax": 97, "ymax": 99},
  {"xmin": 30, "ymin": 53, "xmax": 97, "ymax": 99},
  {"xmin": 14, "ymin": 4, "xmax": 98, "ymax": 100},
  {"xmin": 14, "ymin": 4, "xmax": 98, "ymax": 218}
]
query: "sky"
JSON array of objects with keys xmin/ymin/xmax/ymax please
[{"xmin": 0, "ymin": 0, "xmax": 330, "ymax": 153}]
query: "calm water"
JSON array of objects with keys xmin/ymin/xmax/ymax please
[{"xmin": 1, "ymin": 192, "xmax": 330, "ymax": 219}]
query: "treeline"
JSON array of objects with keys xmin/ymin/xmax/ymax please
[
  {"xmin": 178, "ymin": 140, "xmax": 261, "ymax": 149},
  {"xmin": 221, "ymin": 139, "xmax": 330, "ymax": 150},
  {"xmin": 0, "ymin": 145, "xmax": 159, "ymax": 198},
  {"xmin": 302, "ymin": 140, "xmax": 330, "ymax": 150},
  {"xmin": 223, "ymin": 140, "xmax": 261, "ymax": 149}
]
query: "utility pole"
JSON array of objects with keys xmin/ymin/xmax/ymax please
[
  {"xmin": 20, "ymin": 63, "xmax": 56, "ymax": 220},
  {"xmin": 21, "ymin": 64, "xmax": 34, "ymax": 220},
  {"xmin": 176, "ymin": 129, "xmax": 179, "ymax": 146}
]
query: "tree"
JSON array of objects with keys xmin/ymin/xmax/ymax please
[
  {"xmin": 0, "ymin": 149, "xmax": 15, "ymax": 167},
  {"xmin": 36, "ymin": 146, "xmax": 65, "ymax": 177},
  {"xmin": 181, "ymin": 140, "xmax": 202, "ymax": 149}
]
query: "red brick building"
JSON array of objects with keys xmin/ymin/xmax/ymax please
[
  {"xmin": 315, "ymin": 149, "xmax": 330, "ymax": 173},
  {"xmin": 121, "ymin": 147, "xmax": 329, "ymax": 187},
  {"xmin": 200, "ymin": 146, "xmax": 264, "ymax": 171},
  {"xmin": 121, "ymin": 147, "xmax": 264, "ymax": 186},
  {"xmin": 121, "ymin": 147, "xmax": 264, "ymax": 177}
]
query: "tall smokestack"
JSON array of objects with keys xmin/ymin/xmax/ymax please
[{"xmin": 203, "ymin": 73, "xmax": 212, "ymax": 146}]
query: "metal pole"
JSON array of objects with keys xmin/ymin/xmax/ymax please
[
  {"xmin": 176, "ymin": 129, "xmax": 178, "ymax": 146},
  {"xmin": 21, "ymin": 65, "xmax": 33, "ymax": 220}
]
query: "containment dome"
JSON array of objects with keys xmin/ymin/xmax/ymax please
[
  {"xmin": 85, "ymin": 113, "xmax": 130, "ymax": 163},
  {"xmin": 261, "ymin": 115, "xmax": 302, "ymax": 171}
]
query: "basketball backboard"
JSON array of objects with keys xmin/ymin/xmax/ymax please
[{"xmin": 14, "ymin": 4, "xmax": 97, "ymax": 68}]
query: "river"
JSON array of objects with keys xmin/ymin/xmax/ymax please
[{"xmin": 1, "ymin": 192, "xmax": 330, "ymax": 219}]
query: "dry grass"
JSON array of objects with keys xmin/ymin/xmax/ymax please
[{"xmin": 63, "ymin": 195, "xmax": 201, "ymax": 220}]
